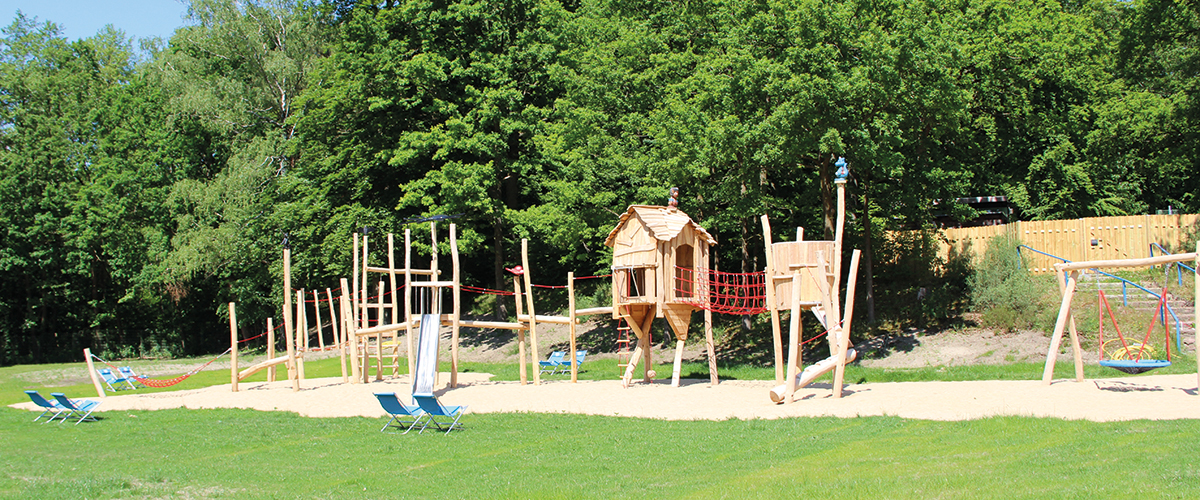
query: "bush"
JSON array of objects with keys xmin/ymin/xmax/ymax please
[{"xmin": 968, "ymin": 233, "xmax": 1057, "ymax": 332}]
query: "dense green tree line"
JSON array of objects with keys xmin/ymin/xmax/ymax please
[{"xmin": 1, "ymin": 0, "xmax": 1195, "ymax": 364}]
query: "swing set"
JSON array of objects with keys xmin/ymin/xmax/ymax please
[
  {"xmin": 1042, "ymin": 246, "xmax": 1199, "ymax": 387},
  {"xmin": 1096, "ymin": 287, "xmax": 1174, "ymax": 374}
]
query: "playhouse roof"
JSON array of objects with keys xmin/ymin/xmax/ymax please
[{"xmin": 604, "ymin": 205, "xmax": 717, "ymax": 247}]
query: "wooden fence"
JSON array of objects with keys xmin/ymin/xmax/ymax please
[{"xmin": 933, "ymin": 214, "xmax": 1200, "ymax": 274}]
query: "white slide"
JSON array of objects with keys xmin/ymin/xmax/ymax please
[
  {"xmin": 769, "ymin": 348, "xmax": 857, "ymax": 403},
  {"xmin": 412, "ymin": 314, "xmax": 440, "ymax": 396}
]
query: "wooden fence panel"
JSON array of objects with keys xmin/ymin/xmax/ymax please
[{"xmin": 914, "ymin": 214, "xmax": 1198, "ymax": 274}]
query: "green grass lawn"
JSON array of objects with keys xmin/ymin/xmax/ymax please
[{"xmin": 4, "ymin": 355, "xmax": 1199, "ymax": 498}]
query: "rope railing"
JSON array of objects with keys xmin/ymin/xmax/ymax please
[{"xmin": 673, "ymin": 266, "xmax": 768, "ymax": 315}]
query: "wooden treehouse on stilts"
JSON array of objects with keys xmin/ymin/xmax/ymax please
[{"xmin": 605, "ymin": 205, "xmax": 720, "ymax": 388}]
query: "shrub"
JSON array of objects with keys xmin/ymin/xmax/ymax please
[{"xmin": 968, "ymin": 232, "xmax": 1057, "ymax": 332}]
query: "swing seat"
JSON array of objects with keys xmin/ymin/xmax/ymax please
[{"xmin": 1098, "ymin": 359, "xmax": 1171, "ymax": 375}]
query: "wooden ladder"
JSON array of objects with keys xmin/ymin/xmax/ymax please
[{"xmin": 616, "ymin": 319, "xmax": 632, "ymax": 367}]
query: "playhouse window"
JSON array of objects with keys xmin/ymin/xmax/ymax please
[
  {"xmin": 674, "ymin": 244, "xmax": 694, "ymax": 298},
  {"xmin": 617, "ymin": 267, "xmax": 648, "ymax": 299}
]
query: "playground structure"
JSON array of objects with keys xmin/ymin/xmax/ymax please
[
  {"xmin": 1041, "ymin": 244, "xmax": 1199, "ymax": 388},
  {"xmin": 223, "ymin": 165, "xmax": 864, "ymax": 401},
  {"xmin": 80, "ymin": 159, "xmax": 864, "ymax": 402},
  {"xmin": 761, "ymin": 169, "xmax": 861, "ymax": 403}
]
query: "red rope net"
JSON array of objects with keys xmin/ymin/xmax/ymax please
[{"xmin": 673, "ymin": 266, "xmax": 768, "ymax": 315}]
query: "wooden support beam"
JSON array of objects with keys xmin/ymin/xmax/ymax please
[
  {"xmin": 327, "ymin": 288, "xmax": 344, "ymax": 383},
  {"xmin": 569, "ymin": 271, "xmax": 578, "ymax": 383},
  {"xmin": 450, "ymin": 224, "xmax": 462, "ymax": 388},
  {"xmin": 784, "ymin": 270, "xmax": 802, "ymax": 403},
  {"xmin": 230, "ymin": 302, "xmax": 238, "ymax": 392},
  {"xmin": 705, "ymin": 308, "xmax": 718, "ymax": 387},
  {"xmin": 341, "ymin": 278, "xmax": 360, "ymax": 384},
  {"xmin": 1057, "ymin": 268, "xmax": 1085, "ymax": 382},
  {"xmin": 760, "ymin": 215, "xmax": 784, "ymax": 385},
  {"xmin": 522, "ymin": 239, "xmax": 541, "ymax": 385},
  {"xmin": 833, "ymin": 250, "xmax": 861, "ymax": 398},
  {"xmin": 365, "ymin": 265, "xmax": 435, "ymax": 276},
  {"xmin": 284, "ymin": 248, "xmax": 299, "ymax": 392},
  {"xmin": 83, "ymin": 348, "xmax": 105, "ymax": 398},
  {"xmin": 574, "ymin": 307, "xmax": 611, "ymax": 317},
  {"xmin": 387, "ymin": 233, "xmax": 400, "ymax": 378},
  {"xmin": 404, "ymin": 230, "xmax": 415, "ymax": 377},
  {"xmin": 514, "ymin": 277, "xmax": 528, "ymax": 385},
  {"xmin": 296, "ymin": 290, "xmax": 307, "ymax": 381},
  {"xmin": 1042, "ymin": 270, "xmax": 1080, "ymax": 384},
  {"xmin": 237, "ymin": 355, "xmax": 289, "ymax": 381},
  {"xmin": 517, "ymin": 314, "xmax": 577, "ymax": 325},
  {"xmin": 267, "ymin": 317, "xmax": 276, "ymax": 382},
  {"xmin": 1054, "ymin": 253, "xmax": 1198, "ymax": 272}
]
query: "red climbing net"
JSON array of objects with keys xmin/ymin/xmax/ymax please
[{"xmin": 673, "ymin": 266, "xmax": 768, "ymax": 315}]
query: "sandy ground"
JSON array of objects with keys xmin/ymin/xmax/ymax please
[{"xmin": 14, "ymin": 371, "xmax": 1199, "ymax": 422}]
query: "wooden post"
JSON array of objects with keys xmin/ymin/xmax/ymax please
[
  {"xmin": 341, "ymin": 279, "xmax": 361, "ymax": 384},
  {"xmin": 327, "ymin": 288, "xmax": 345, "ymax": 383},
  {"xmin": 568, "ymin": 271, "xmax": 578, "ymax": 383},
  {"xmin": 1057, "ymin": 269, "xmax": 1085, "ymax": 382},
  {"xmin": 314, "ymin": 290, "xmax": 325, "ymax": 352},
  {"xmin": 514, "ymin": 277, "xmax": 528, "ymax": 385},
  {"xmin": 450, "ymin": 224, "xmax": 462, "ymax": 388},
  {"xmin": 833, "ymin": 250, "xmax": 861, "ymax": 398},
  {"xmin": 1195, "ymin": 241, "xmax": 1198, "ymax": 391},
  {"xmin": 704, "ymin": 308, "xmax": 718, "ymax": 386},
  {"xmin": 229, "ymin": 302, "xmax": 239, "ymax": 392},
  {"xmin": 360, "ymin": 234, "xmax": 370, "ymax": 383},
  {"xmin": 283, "ymin": 247, "xmax": 299, "ymax": 391},
  {"xmin": 387, "ymin": 233, "xmax": 401, "ymax": 377},
  {"xmin": 831, "ymin": 177, "xmax": 847, "ymax": 336},
  {"xmin": 760, "ymin": 215, "xmax": 784, "ymax": 385},
  {"xmin": 1042, "ymin": 270, "xmax": 1079, "ymax": 384},
  {"xmin": 266, "ymin": 317, "xmax": 276, "ymax": 382},
  {"xmin": 375, "ymin": 281, "xmax": 385, "ymax": 381},
  {"xmin": 296, "ymin": 289, "xmax": 307, "ymax": 381},
  {"xmin": 784, "ymin": 271, "xmax": 802, "ymax": 402},
  {"xmin": 352, "ymin": 233, "xmax": 360, "ymax": 348},
  {"xmin": 404, "ymin": 230, "xmax": 415, "ymax": 377},
  {"xmin": 522, "ymin": 239, "xmax": 542, "ymax": 385},
  {"xmin": 83, "ymin": 348, "xmax": 106, "ymax": 398}
]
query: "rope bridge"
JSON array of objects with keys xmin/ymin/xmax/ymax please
[{"xmin": 673, "ymin": 267, "xmax": 768, "ymax": 315}]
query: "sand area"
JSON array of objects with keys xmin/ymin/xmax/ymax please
[{"xmin": 13, "ymin": 371, "xmax": 1199, "ymax": 422}]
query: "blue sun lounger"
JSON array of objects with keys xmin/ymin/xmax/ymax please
[
  {"xmin": 118, "ymin": 366, "xmax": 147, "ymax": 389},
  {"xmin": 539, "ymin": 351, "xmax": 565, "ymax": 375},
  {"xmin": 25, "ymin": 390, "xmax": 65, "ymax": 423},
  {"xmin": 557, "ymin": 350, "xmax": 587, "ymax": 375},
  {"xmin": 51, "ymin": 393, "xmax": 101, "ymax": 425},
  {"xmin": 413, "ymin": 394, "xmax": 467, "ymax": 435},
  {"xmin": 373, "ymin": 392, "xmax": 426, "ymax": 434},
  {"xmin": 97, "ymin": 368, "xmax": 136, "ymax": 392}
]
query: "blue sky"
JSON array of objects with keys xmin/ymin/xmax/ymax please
[{"xmin": 1, "ymin": 0, "xmax": 190, "ymax": 42}]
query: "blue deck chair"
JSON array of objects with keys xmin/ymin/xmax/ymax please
[
  {"xmin": 557, "ymin": 350, "xmax": 587, "ymax": 375},
  {"xmin": 25, "ymin": 390, "xmax": 65, "ymax": 423},
  {"xmin": 118, "ymin": 366, "xmax": 147, "ymax": 389},
  {"xmin": 373, "ymin": 392, "xmax": 426, "ymax": 434},
  {"xmin": 413, "ymin": 394, "xmax": 467, "ymax": 435},
  {"xmin": 539, "ymin": 351, "xmax": 565, "ymax": 375},
  {"xmin": 50, "ymin": 393, "xmax": 101, "ymax": 425},
  {"xmin": 97, "ymin": 368, "xmax": 135, "ymax": 392}
]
